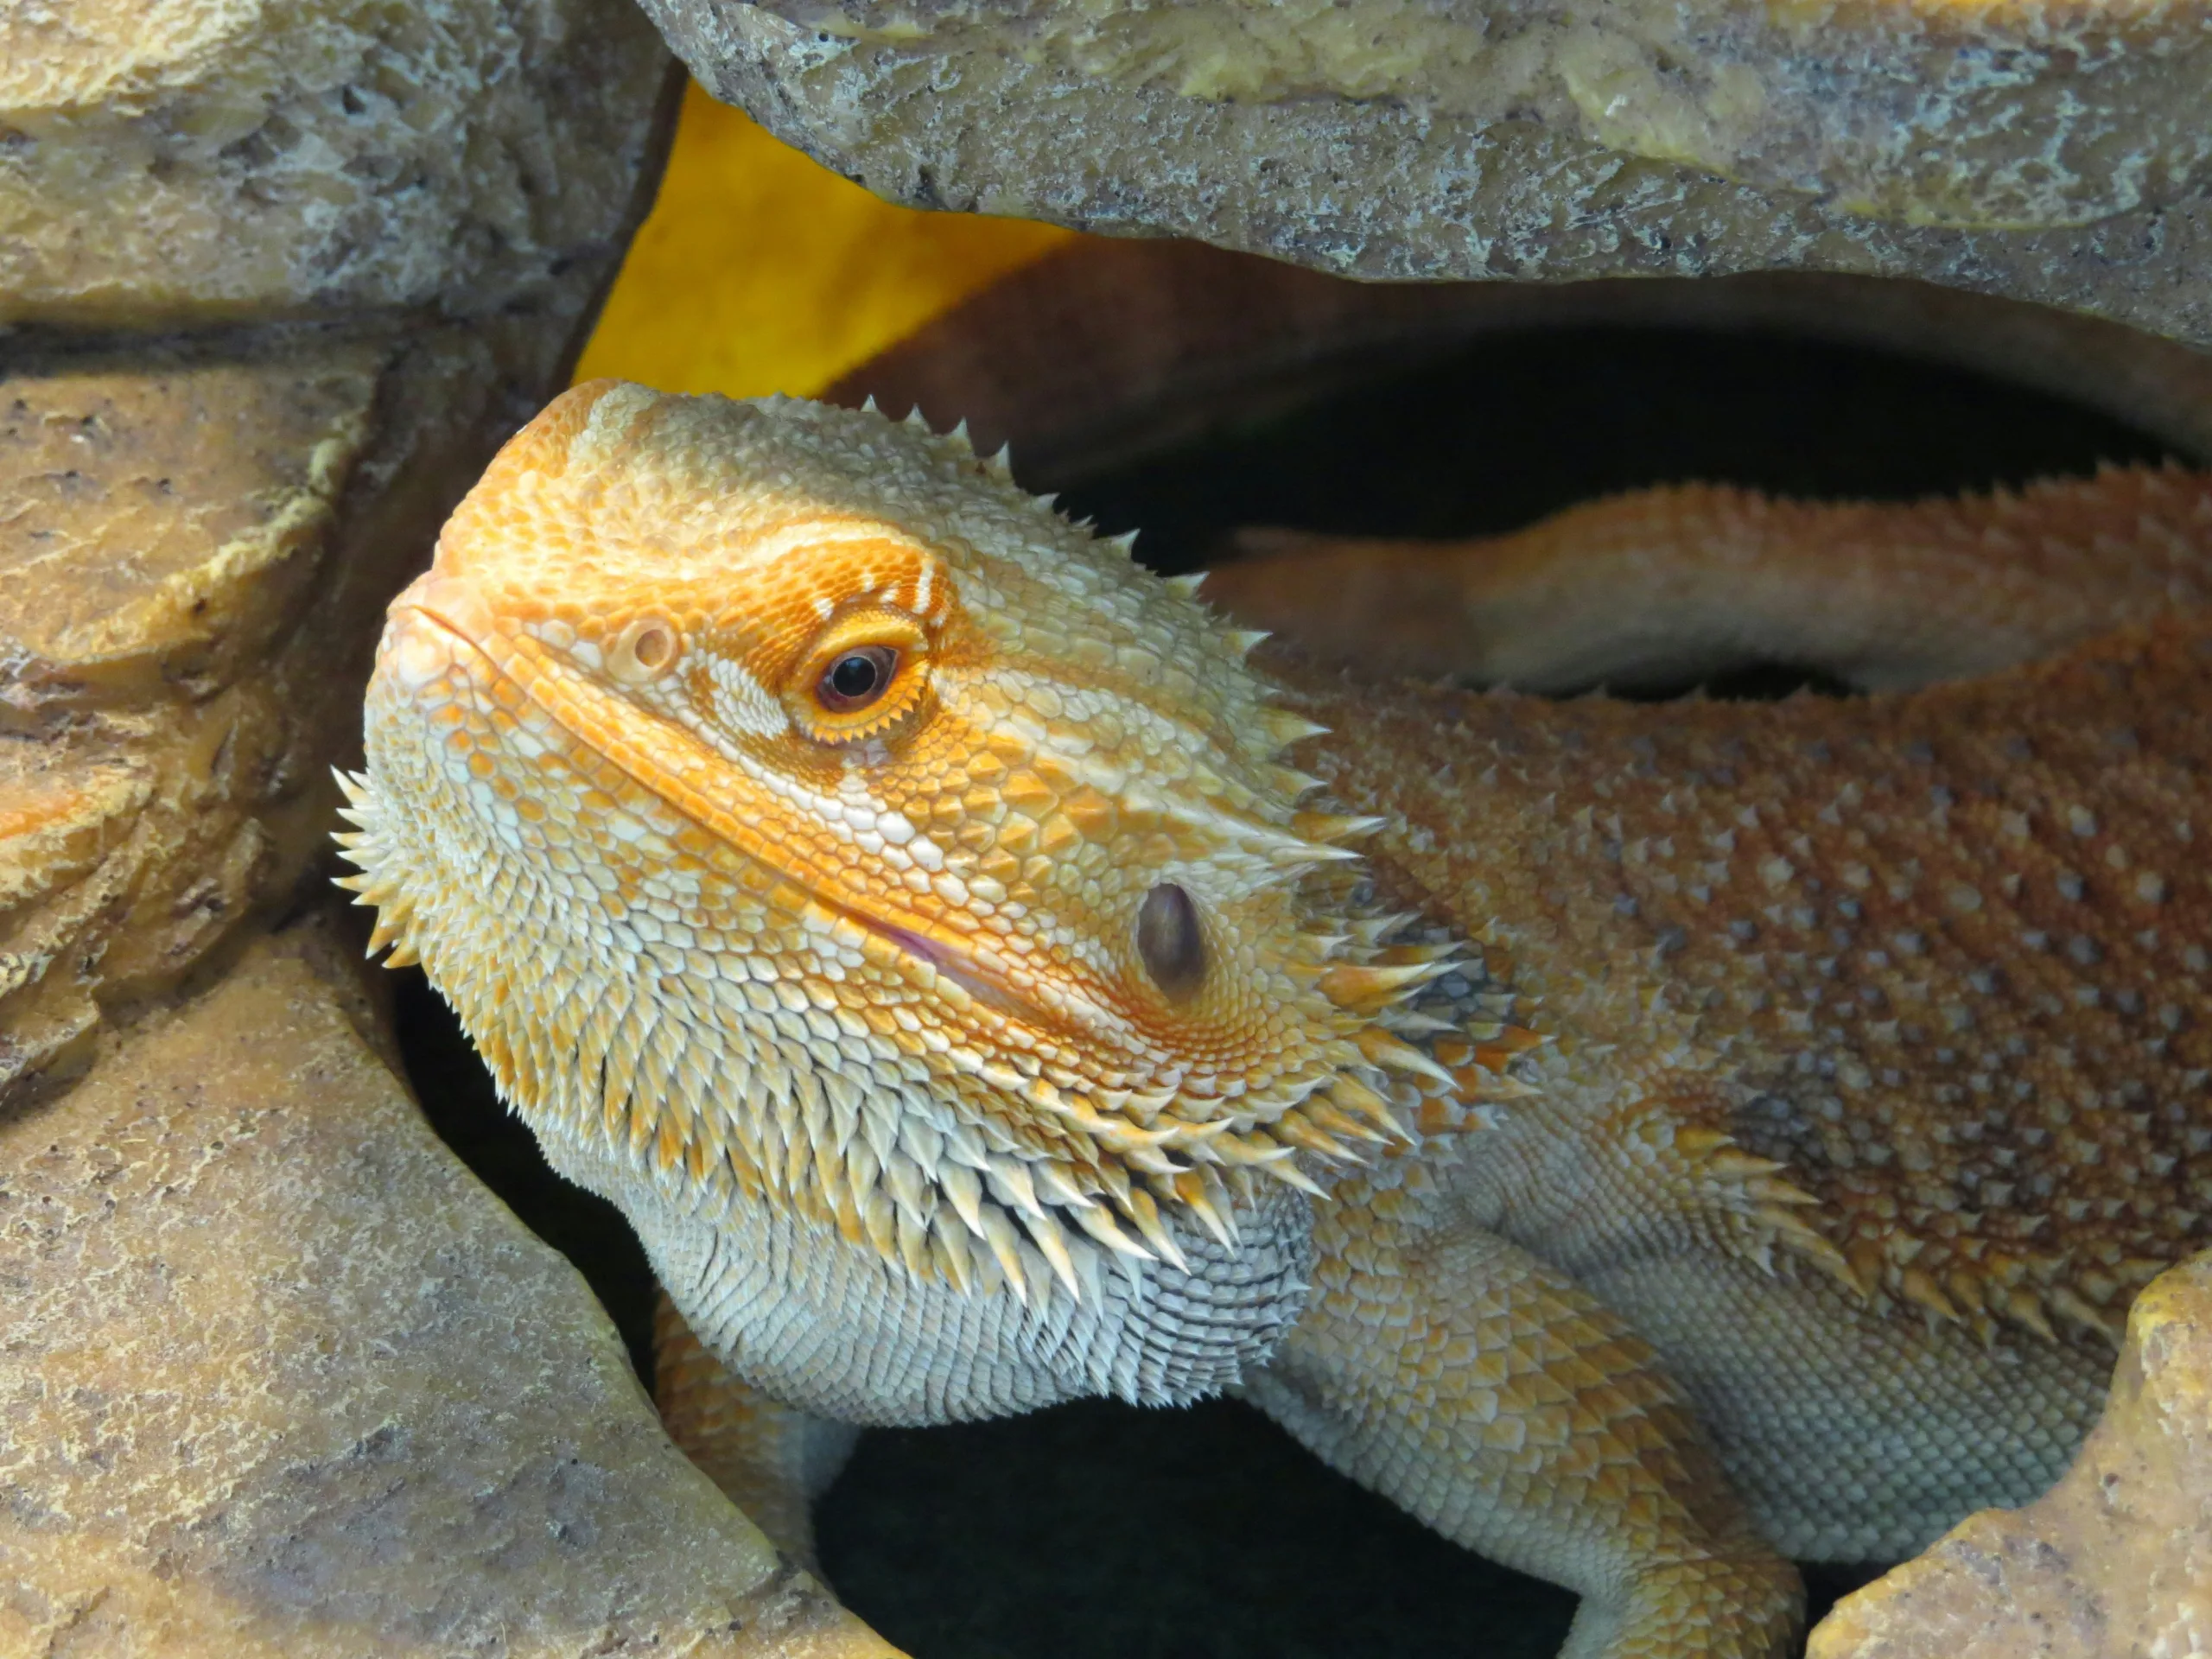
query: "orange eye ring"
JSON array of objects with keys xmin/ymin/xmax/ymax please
[
  {"xmin": 609, "ymin": 614, "xmax": 682, "ymax": 683},
  {"xmin": 787, "ymin": 608, "xmax": 932, "ymax": 744}
]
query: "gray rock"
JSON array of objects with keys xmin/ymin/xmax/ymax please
[
  {"xmin": 648, "ymin": 0, "xmax": 2212, "ymax": 348},
  {"xmin": 0, "ymin": 917, "xmax": 902, "ymax": 1659}
]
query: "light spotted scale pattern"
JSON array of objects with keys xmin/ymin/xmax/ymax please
[{"xmin": 342, "ymin": 381, "xmax": 2212, "ymax": 1659}]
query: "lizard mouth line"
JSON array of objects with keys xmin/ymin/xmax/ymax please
[{"xmin": 390, "ymin": 597, "xmax": 1048, "ymax": 1026}]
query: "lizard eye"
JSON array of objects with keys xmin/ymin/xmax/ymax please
[
  {"xmin": 817, "ymin": 645, "xmax": 899, "ymax": 712},
  {"xmin": 610, "ymin": 615, "xmax": 681, "ymax": 683},
  {"xmin": 788, "ymin": 610, "xmax": 931, "ymax": 743}
]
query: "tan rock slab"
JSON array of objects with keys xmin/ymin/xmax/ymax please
[
  {"xmin": 658, "ymin": 0, "xmax": 2212, "ymax": 348},
  {"xmin": 0, "ymin": 330, "xmax": 537, "ymax": 1095},
  {"xmin": 0, "ymin": 0, "xmax": 675, "ymax": 324},
  {"xmin": 0, "ymin": 916, "xmax": 904, "ymax": 1659},
  {"xmin": 1808, "ymin": 1248, "xmax": 2212, "ymax": 1659}
]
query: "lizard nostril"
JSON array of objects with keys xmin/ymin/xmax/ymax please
[
  {"xmin": 611, "ymin": 614, "xmax": 682, "ymax": 683},
  {"xmin": 1136, "ymin": 882, "xmax": 1207, "ymax": 1002}
]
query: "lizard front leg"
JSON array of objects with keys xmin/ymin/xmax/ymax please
[
  {"xmin": 1201, "ymin": 468, "xmax": 2212, "ymax": 693},
  {"xmin": 653, "ymin": 1291, "xmax": 860, "ymax": 1567},
  {"xmin": 1241, "ymin": 1179, "xmax": 1802, "ymax": 1659}
]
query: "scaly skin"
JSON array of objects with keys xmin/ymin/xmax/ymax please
[{"xmin": 339, "ymin": 380, "xmax": 2212, "ymax": 1659}]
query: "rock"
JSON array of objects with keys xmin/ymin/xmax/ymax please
[
  {"xmin": 0, "ymin": 0, "xmax": 676, "ymax": 324},
  {"xmin": 0, "ymin": 916, "xmax": 901, "ymax": 1658},
  {"xmin": 0, "ymin": 331, "xmax": 541, "ymax": 1096},
  {"xmin": 0, "ymin": 0, "xmax": 865, "ymax": 1647},
  {"xmin": 1806, "ymin": 1249, "xmax": 2212, "ymax": 1659},
  {"xmin": 652, "ymin": 0, "xmax": 2212, "ymax": 348}
]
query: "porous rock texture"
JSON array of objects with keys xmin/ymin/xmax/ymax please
[
  {"xmin": 1, "ymin": 0, "xmax": 672, "ymax": 324},
  {"xmin": 0, "ymin": 2, "xmax": 900, "ymax": 1652},
  {"xmin": 0, "ymin": 917, "xmax": 896, "ymax": 1659},
  {"xmin": 1806, "ymin": 1247, "xmax": 2212, "ymax": 1659},
  {"xmin": 0, "ymin": 337, "xmax": 493, "ymax": 1091},
  {"xmin": 652, "ymin": 0, "xmax": 2212, "ymax": 349}
]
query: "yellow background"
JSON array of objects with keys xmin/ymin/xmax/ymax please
[{"xmin": 576, "ymin": 82, "xmax": 1073, "ymax": 399}]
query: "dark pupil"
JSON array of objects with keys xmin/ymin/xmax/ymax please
[{"xmin": 830, "ymin": 652, "xmax": 882, "ymax": 700}]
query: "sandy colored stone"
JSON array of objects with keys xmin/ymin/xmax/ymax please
[
  {"xmin": 0, "ymin": 0, "xmax": 674, "ymax": 324},
  {"xmin": 0, "ymin": 335, "xmax": 511, "ymax": 1093},
  {"xmin": 0, "ymin": 916, "xmax": 902, "ymax": 1659},
  {"xmin": 1807, "ymin": 1249, "xmax": 2212, "ymax": 1659},
  {"xmin": 655, "ymin": 0, "xmax": 2212, "ymax": 349}
]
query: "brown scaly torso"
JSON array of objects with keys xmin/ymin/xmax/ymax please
[{"xmin": 1256, "ymin": 618, "xmax": 2212, "ymax": 1558}]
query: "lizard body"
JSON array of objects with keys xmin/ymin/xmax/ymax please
[{"xmin": 340, "ymin": 380, "xmax": 2212, "ymax": 1659}]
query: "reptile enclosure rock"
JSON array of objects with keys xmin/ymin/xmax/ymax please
[
  {"xmin": 649, "ymin": 0, "xmax": 2212, "ymax": 348},
  {"xmin": 0, "ymin": 2, "xmax": 893, "ymax": 1653},
  {"xmin": 1808, "ymin": 1248, "xmax": 2212, "ymax": 1659}
]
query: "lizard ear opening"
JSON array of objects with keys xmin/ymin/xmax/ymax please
[{"xmin": 1137, "ymin": 883, "xmax": 1208, "ymax": 1001}]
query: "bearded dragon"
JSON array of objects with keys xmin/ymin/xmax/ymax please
[{"xmin": 336, "ymin": 380, "xmax": 2212, "ymax": 1659}]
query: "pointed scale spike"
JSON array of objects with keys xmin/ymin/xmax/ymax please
[
  {"xmin": 1259, "ymin": 707, "xmax": 1331, "ymax": 748},
  {"xmin": 1292, "ymin": 811, "xmax": 1388, "ymax": 849},
  {"xmin": 1259, "ymin": 1155, "xmax": 1327, "ymax": 1196},
  {"xmin": 2005, "ymin": 1287, "xmax": 2057, "ymax": 1342},
  {"xmin": 1319, "ymin": 958, "xmax": 1452, "ymax": 1014},
  {"xmin": 1071, "ymin": 1200, "xmax": 1154, "ymax": 1262},
  {"xmin": 988, "ymin": 1155, "xmax": 1047, "ymax": 1221},
  {"xmin": 1258, "ymin": 1116, "xmax": 1355, "ymax": 1164},
  {"xmin": 1897, "ymin": 1267, "xmax": 1960, "ymax": 1324},
  {"xmin": 1023, "ymin": 1209, "xmax": 1084, "ymax": 1300},
  {"xmin": 1164, "ymin": 571, "xmax": 1208, "ymax": 598},
  {"xmin": 1307, "ymin": 1099, "xmax": 1389, "ymax": 1145},
  {"xmin": 1172, "ymin": 1169, "xmax": 1238, "ymax": 1248},
  {"xmin": 1224, "ymin": 628, "xmax": 1270, "ymax": 659},
  {"xmin": 1035, "ymin": 1163, "xmax": 1096, "ymax": 1210},
  {"xmin": 1125, "ymin": 1186, "xmax": 1189, "ymax": 1272},
  {"xmin": 1328, "ymin": 1072, "xmax": 1414, "ymax": 1143},
  {"xmin": 896, "ymin": 1204, "xmax": 934, "ymax": 1279},
  {"xmin": 862, "ymin": 1188, "xmax": 899, "ymax": 1262},
  {"xmin": 1347, "ymin": 913, "xmax": 1416, "ymax": 947},
  {"xmin": 942, "ymin": 1163, "xmax": 988, "ymax": 1237},
  {"xmin": 1354, "ymin": 1026, "xmax": 1456, "ymax": 1087},
  {"xmin": 984, "ymin": 442, "xmax": 1014, "ymax": 480},
  {"xmin": 948, "ymin": 416, "xmax": 972, "ymax": 453},
  {"xmin": 979, "ymin": 1205, "xmax": 1030, "ymax": 1306},
  {"xmin": 931, "ymin": 1217, "xmax": 975, "ymax": 1293},
  {"xmin": 861, "ymin": 393, "xmax": 880, "ymax": 414}
]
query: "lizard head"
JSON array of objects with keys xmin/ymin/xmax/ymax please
[{"xmin": 340, "ymin": 382, "xmax": 1452, "ymax": 1412}]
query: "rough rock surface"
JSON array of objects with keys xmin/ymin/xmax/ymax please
[
  {"xmin": 1, "ymin": 0, "xmax": 672, "ymax": 323},
  {"xmin": 0, "ymin": 336, "xmax": 503, "ymax": 1093},
  {"xmin": 652, "ymin": 0, "xmax": 2212, "ymax": 349},
  {"xmin": 0, "ymin": 1, "xmax": 878, "ymax": 1650},
  {"xmin": 0, "ymin": 917, "xmax": 899, "ymax": 1659},
  {"xmin": 1807, "ymin": 1248, "xmax": 2212, "ymax": 1659}
]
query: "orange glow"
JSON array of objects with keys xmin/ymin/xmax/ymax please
[{"xmin": 575, "ymin": 81, "xmax": 1073, "ymax": 399}]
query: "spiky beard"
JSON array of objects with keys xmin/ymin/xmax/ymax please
[{"xmin": 333, "ymin": 750, "xmax": 1480, "ymax": 1313}]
